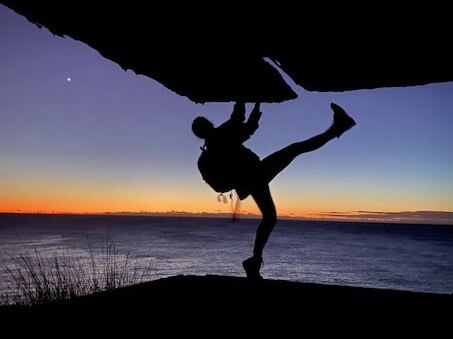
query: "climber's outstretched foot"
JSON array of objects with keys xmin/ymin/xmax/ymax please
[{"xmin": 330, "ymin": 103, "xmax": 356, "ymax": 138}]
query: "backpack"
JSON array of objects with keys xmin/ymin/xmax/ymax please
[{"xmin": 197, "ymin": 146, "xmax": 260, "ymax": 193}]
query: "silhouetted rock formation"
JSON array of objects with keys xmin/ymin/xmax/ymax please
[
  {"xmin": 2, "ymin": 1, "xmax": 453, "ymax": 103},
  {"xmin": 2, "ymin": 275, "xmax": 452, "ymax": 337}
]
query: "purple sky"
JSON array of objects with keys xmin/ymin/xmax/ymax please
[{"xmin": 1, "ymin": 4, "xmax": 452, "ymax": 224}]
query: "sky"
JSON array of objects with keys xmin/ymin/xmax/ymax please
[{"xmin": 1, "ymin": 5, "xmax": 453, "ymax": 224}]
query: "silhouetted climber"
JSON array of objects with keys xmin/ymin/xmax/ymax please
[{"xmin": 192, "ymin": 102, "xmax": 356, "ymax": 280}]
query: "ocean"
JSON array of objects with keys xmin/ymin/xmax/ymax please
[{"xmin": 0, "ymin": 213, "xmax": 452, "ymax": 301}]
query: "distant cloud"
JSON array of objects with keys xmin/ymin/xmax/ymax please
[{"xmin": 314, "ymin": 210, "xmax": 453, "ymax": 225}]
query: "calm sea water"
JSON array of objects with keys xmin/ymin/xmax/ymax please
[{"xmin": 0, "ymin": 213, "xmax": 452, "ymax": 297}]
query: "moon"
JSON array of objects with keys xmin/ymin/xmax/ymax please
[{"xmin": 66, "ymin": 77, "xmax": 71, "ymax": 82}]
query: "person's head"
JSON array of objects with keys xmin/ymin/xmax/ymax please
[{"xmin": 192, "ymin": 116, "xmax": 214, "ymax": 139}]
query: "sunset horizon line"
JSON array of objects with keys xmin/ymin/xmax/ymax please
[{"xmin": 1, "ymin": 209, "xmax": 452, "ymax": 226}]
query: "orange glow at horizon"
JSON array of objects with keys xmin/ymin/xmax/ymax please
[
  {"xmin": 1, "ymin": 164, "xmax": 452, "ymax": 220},
  {"xmin": 2, "ymin": 193, "xmax": 453, "ymax": 225},
  {"xmin": 2, "ymin": 178, "xmax": 452, "ymax": 218}
]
